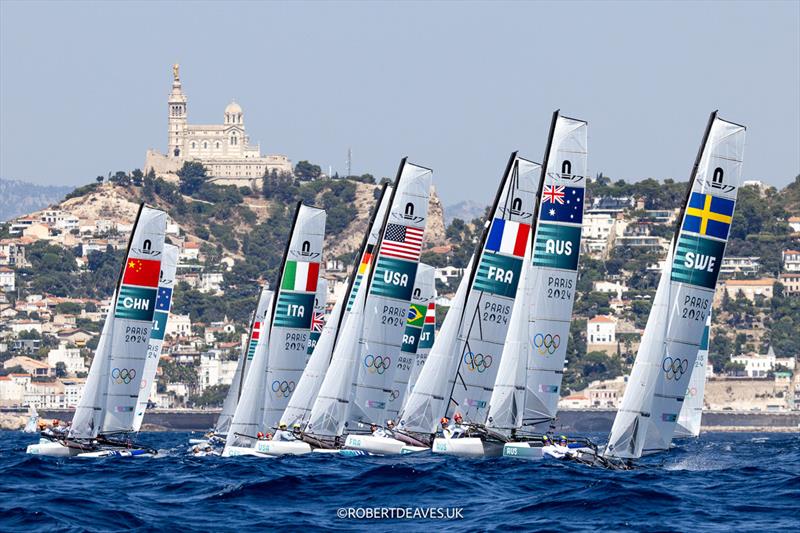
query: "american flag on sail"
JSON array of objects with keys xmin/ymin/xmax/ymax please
[
  {"xmin": 380, "ymin": 224, "xmax": 424, "ymax": 261},
  {"xmin": 310, "ymin": 311, "xmax": 325, "ymax": 333}
]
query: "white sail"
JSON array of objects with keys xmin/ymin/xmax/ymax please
[
  {"xmin": 399, "ymin": 257, "xmax": 473, "ymax": 434},
  {"xmin": 441, "ymin": 155, "xmax": 540, "ymax": 424},
  {"xmin": 305, "ymin": 285, "xmax": 367, "ymax": 437},
  {"xmin": 215, "ymin": 287, "xmax": 273, "ymax": 436},
  {"xmin": 348, "ymin": 160, "xmax": 432, "ymax": 426},
  {"xmin": 676, "ymin": 313, "xmax": 711, "ymax": 438},
  {"xmin": 70, "ymin": 205, "xmax": 168, "ymax": 438},
  {"xmin": 606, "ymin": 113, "xmax": 745, "ymax": 459},
  {"xmin": 304, "ymin": 187, "xmax": 394, "ymax": 437},
  {"xmin": 521, "ymin": 113, "xmax": 588, "ymax": 429},
  {"xmin": 224, "ymin": 290, "xmax": 274, "ymax": 448},
  {"xmin": 132, "ymin": 243, "xmax": 179, "ymax": 432},
  {"xmin": 386, "ymin": 263, "xmax": 435, "ymax": 420},
  {"xmin": 280, "ymin": 292, "xmax": 342, "ymax": 428},
  {"xmin": 485, "ymin": 252, "xmax": 532, "ymax": 433},
  {"xmin": 260, "ymin": 204, "xmax": 326, "ymax": 430}
]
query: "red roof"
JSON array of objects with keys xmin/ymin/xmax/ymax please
[{"xmin": 589, "ymin": 315, "xmax": 616, "ymax": 323}]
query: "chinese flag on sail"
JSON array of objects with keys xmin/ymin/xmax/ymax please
[{"xmin": 122, "ymin": 258, "xmax": 161, "ymax": 288}]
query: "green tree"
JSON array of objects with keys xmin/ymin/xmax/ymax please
[
  {"xmin": 177, "ymin": 161, "xmax": 207, "ymax": 195},
  {"xmin": 294, "ymin": 160, "xmax": 322, "ymax": 181}
]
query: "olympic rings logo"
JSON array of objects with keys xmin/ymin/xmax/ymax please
[
  {"xmin": 533, "ymin": 333, "xmax": 561, "ymax": 356},
  {"xmin": 662, "ymin": 357, "xmax": 689, "ymax": 381},
  {"xmin": 463, "ymin": 352, "xmax": 493, "ymax": 373},
  {"xmin": 364, "ymin": 355, "xmax": 391, "ymax": 375},
  {"xmin": 111, "ymin": 368, "xmax": 136, "ymax": 385},
  {"xmin": 389, "ymin": 389, "xmax": 400, "ymax": 401},
  {"xmin": 271, "ymin": 380, "xmax": 296, "ymax": 398}
]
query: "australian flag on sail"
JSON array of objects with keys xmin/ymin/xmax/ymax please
[
  {"xmin": 540, "ymin": 185, "xmax": 584, "ymax": 224},
  {"xmin": 155, "ymin": 287, "xmax": 172, "ymax": 311}
]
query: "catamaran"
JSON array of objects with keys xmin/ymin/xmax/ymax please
[
  {"xmin": 480, "ymin": 112, "xmax": 589, "ymax": 460},
  {"xmin": 223, "ymin": 202, "xmax": 326, "ymax": 457},
  {"xmin": 191, "ymin": 286, "xmax": 275, "ymax": 450},
  {"xmin": 302, "ymin": 159, "xmax": 433, "ymax": 455},
  {"xmin": 27, "ymin": 204, "xmax": 168, "ymax": 457},
  {"xmin": 567, "ymin": 112, "xmax": 745, "ymax": 469},
  {"xmin": 398, "ymin": 152, "xmax": 539, "ymax": 457},
  {"xmin": 280, "ymin": 185, "xmax": 393, "ymax": 437}
]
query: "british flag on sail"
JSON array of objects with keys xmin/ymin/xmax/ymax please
[{"xmin": 310, "ymin": 311, "xmax": 325, "ymax": 333}]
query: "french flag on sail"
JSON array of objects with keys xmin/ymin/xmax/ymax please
[{"xmin": 485, "ymin": 218, "xmax": 530, "ymax": 258}]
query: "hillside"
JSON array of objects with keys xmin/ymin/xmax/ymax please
[{"xmin": 0, "ymin": 178, "xmax": 74, "ymax": 222}]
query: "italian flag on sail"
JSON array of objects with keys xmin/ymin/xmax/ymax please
[{"xmin": 281, "ymin": 261, "xmax": 320, "ymax": 292}]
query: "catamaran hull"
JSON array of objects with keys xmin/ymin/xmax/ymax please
[
  {"xmin": 502, "ymin": 442, "xmax": 544, "ymax": 460},
  {"xmin": 26, "ymin": 439, "xmax": 80, "ymax": 457},
  {"xmin": 223, "ymin": 441, "xmax": 311, "ymax": 457},
  {"xmin": 343, "ymin": 434, "xmax": 428, "ymax": 455},
  {"xmin": 431, "ymin": 437, "xmax": 503, "ymax": 457}
]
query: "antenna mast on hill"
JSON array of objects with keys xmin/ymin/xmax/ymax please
[{"xmin": 346, "ymin": 148, "xmax": 352, "ymax": 178}]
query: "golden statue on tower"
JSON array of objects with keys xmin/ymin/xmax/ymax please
[{"xmin": 172, "ymin": 63, "xmax": 180, "ymax": 81}]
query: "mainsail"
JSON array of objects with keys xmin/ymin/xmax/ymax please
[
  {"xmin": 223, "ymin": 289, "xmax": 275, "ymax": 448},
  {"xmin": 387, "ymin": 263, "xmax": 435, "ymax": 420},
  {"xmin": 487, "ymin": 113, "xmax": 588, "ymax": 433},
  {"xmin": 132, "ymin": 243, "xmax": 179, "ymax": 432},
  {"xmin": 347, "ymin": 159, "xmax": 432, "ymax": 427},
  {"xmin": 304, "ymin": 185, "xmax": 394, "ymax": 437},
  {"xmin": 215, "ymin": 286, "xmax": 273, "ymax": 436},
  {"xmin": 606, "ymin": 112, "xmax": 745, "ymax": 459},
  {"xmin": 675, "ymin": 313, "xmax": 711, "ymax": 438},
  {"xmin": 70, "ymin": 204, "xmax": 168, "ymax": 439},
  {"xmin": 260, "ymin": 204, "xmax": 326, "ymax": 430}
]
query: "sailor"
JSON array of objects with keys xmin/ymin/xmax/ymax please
[
  {"xmin": 292, "ymin": 423, "xmax": 302, "ymax": 439},
  {"xmin": 448, "ymin": 413, "xmax": 467, "ymax": 439},
  {"xmin": 256, "ymin": 432, "xmax": 266, "ymax": 440},
  {"xmin": 385, "ymin": 419, "xmax": 396, "ymax": 436},
  {"xmin": 439, "ymin": 417, "xmax": 450, "ymax": 437},
  {"xmin": 273, "ymin": 423, "xmax": 295, "ymax": 441},
  {"xmin": 371, "ymin": 423, "xmax": 388, "ymax": 438}
]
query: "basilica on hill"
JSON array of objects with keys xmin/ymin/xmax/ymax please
[{"xmin": 144, "ymin": 64, "xmax": 293, "ymax": 186}]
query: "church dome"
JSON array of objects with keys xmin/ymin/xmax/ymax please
[{"xmin": 225, "ymin": 101, "xmax": 242, "ymax": 114}]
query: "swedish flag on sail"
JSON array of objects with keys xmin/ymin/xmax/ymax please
[{"xmin": 682, "ymin": 193, "xmax": 735, "ymax": 240}]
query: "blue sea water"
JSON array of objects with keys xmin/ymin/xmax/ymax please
[{"xmin": 1, "ymin": 431, "xmax": 798, "ymax": 532}]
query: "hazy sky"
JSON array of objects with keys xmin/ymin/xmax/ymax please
[{"xmin": 1, "ymin": 1, "xmax": 798, "ymax": 205}]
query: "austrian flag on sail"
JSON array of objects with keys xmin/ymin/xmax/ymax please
[{"xmin": 281, "ymin": 261, "xmax": 320, "ymax": 292}]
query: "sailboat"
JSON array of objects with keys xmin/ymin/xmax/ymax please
[
  {"xmin": 281, "ymin": 185, "xmax": 392, "ymax": 432},
  {"xmin": 399, "ymin": 152, "xmax": 539, "ymax": 457},
  {"xmin": 199, "ymin": 286, "xmax": 275, "ymax": 448},
  {"xmin": 387, "ymin": 263, "xmax": 436, "ymax": 421},
  {"xmin": 675, "ymin": 314, "xmax": 711, "ymax": 438},
  {"xmin": 27, "ymin": 204, "xmax": 168, "ymax": 457},
  {"xmin": 223, "ymin": 202, "xmax": 326, "ymax": 457},
  {"xmin": 303, "ymin": 159, "xmax": 432, "ymax": 455},
  {"xmin": 482, "ymin": 112, "xmax": 589, "ymax": 460},
  {"xmin": 600, "ymin": 112, "xmax": 745, "ymax": 466},
  {"xmin": 23, "ymin": 404, "xmax": 39, "ymax": 434}
]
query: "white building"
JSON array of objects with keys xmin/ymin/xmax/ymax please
[
  {"xmin": 199, "ymin": 272, "xmax": 225, "ymax": 294},
  {"xmin": 62, "ymin": 378, "xmax": 86, "ymax": 407},
  {"xmin": 0, "ymin": 375, "xmax": 25, "ymax": 406},
  {"xmin": 198, "ymin": 351, "xmax": 238, "ymax": 390},
  {"xmin": 782, "ymin": 249, "xmax": 800, "ymax": 272},
  {"xmin": 144, "ymin": 64, "xmax": 292, "ymax": 185},
  {"xmin": 434, "ymin": 266, "xmax": 465, "ymax": 286},
  {"xmin": 0, "ymin": 267, "xmax": 15, "ymax": 291},
  {"xmin": 587, "ymin": 315, "xmax": 616, "ymax": 345},
  {"xmin": 788, "ymin": 216, "xmax": 800, "ymax": 233},
  {"xmin": 165, "ymin": 314, "xmax": 192, "ymax": 338},
  {"xmin": 47, "ymin": 344, "xmax": 87, "ymax": 375},
  {"xmin": 592, "ymin": 280, "xmax": 628, "ymax": 300},
  {"xmin": 24, "ymin": 380, "xmax": 65, "ymax": 409},
  {"xmin": 720, "ymin": 256, "xmax": 761, "ymax": 276},
  {"xmin": 778, "ymin": 272, "xmax": 800, "ymax": 295},
  {"xmin": 179, "ymin": 242, "xmax": 201, "ymax": 262},
  {"xmin": 732, "ymin": 349, "xmax": 796, "ymax": 378},
  {"xmin": 722, "ymin": 278, "xmax": 776, "ymax": 302}
]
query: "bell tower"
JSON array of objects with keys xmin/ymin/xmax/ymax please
[{"xmin": 167, "ymin": 64, "xmax": 187, "ymax": 158}]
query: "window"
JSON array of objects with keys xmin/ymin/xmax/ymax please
[
  {"xmin": 203, "ymin": 142, "xmax": 208, "ymax": 149},
  {"xmin": 191, "ymin": 142, "xmax": 196, "ymax": 149}
]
